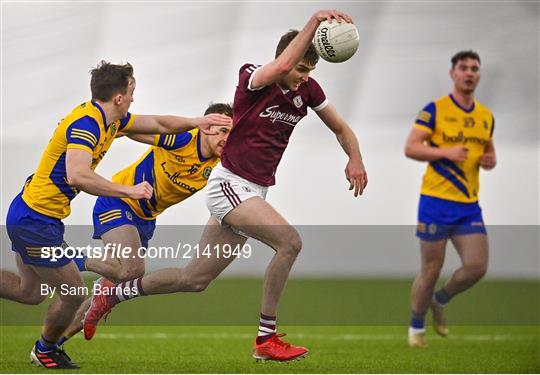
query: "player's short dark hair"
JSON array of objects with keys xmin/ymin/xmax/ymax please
[
  {"xmin": 451, "ymin": 50, "xmax": 481, "ymax": 68},
  {"xmin": 275, "ymin": 29, "xmax": 319, "ymax": 66},
  {"xmin": 204, "ymin": 102, "xmax": 233, "ymax": 118},
  {"xmin": 90, "ymin": 60, "xmax": 134, "ymax": 102}
]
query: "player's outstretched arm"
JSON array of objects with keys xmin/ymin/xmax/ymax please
[
  {"xmin": 316, "ymin": 104, "xmax": 367, "ymax": 197},
  {"xmin": 250, "ymin": 9, "xmax": 353, "ymax": 90},
  {"xmin": 126, "ymin": 113, "xmax": 232, "ymax": 136},
  {"xmin": 65, "ymin": 149, "xmax": 153, "ymax": 199},
  {"xmin": 404, "ymin": 127, "xmax": 468, "ymax": 162},
  {"xmin": 479, "ymin": 140, "xmax": 497, "ymax": 170},
  {"xmin": 125, "ymin": 133, "xmax": 157, "ymax": 146},
  {"xmin": 114, "ymin": 131, "xmax": 157, "ymax": 145}
]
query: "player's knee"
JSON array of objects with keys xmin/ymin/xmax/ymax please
[
  {"xmin": 19, "ymin": 285, "xmax": 47, "ymax": 305},
  {"xmin": 467, "ymin": 263, "xmax": 487, "ymax": 280},
  {"xmin": 290, "ymin": 234, "xmax": 303, "ymax": 255},
  {"xmin": 279, "ymin": 231, "xmax": 303, "ymax": 258},
  {"xmin": 174, "ymin": 270, "xmax": 208, "ymax": 293},
  {"xmin": 189, "ymin": 279, "xmax": 210, "ymax": 293},
  {"xmin": 23, "ymin": 293, "xmax": 47, "ymax": 305},
  {"xmin": 422, "ymin": 265, "xmax": 442, "ymax": 282},
  {"xmin": 179, "ymin": 278, "xmax": 208, "ymax": 293}
]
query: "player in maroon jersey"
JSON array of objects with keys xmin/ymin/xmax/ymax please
[{"xmin": 83, "ymin": 9, "xmax": 367, "ymax": 362}]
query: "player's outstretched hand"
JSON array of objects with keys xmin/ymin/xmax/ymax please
[
  {"xmin": 480, "ymin": 152, "xmax": 496, "ymax": 170},
  {"xmin": 195, "ymin": 114, "xmax": 233, "ymax": 135},
  {"xmin": 444, "ymin": 146, "xmax": 468, "ymax": 162},
  {"xmin": 128, "ymin": 181, "xmax": 153, "ymax": 200},
  {"xmin": 313, "ymin": 9, "xmax": 353, "ymax": 24},
  {"xmin": 345, "ymin": 158, "xmax": 368, "ymax": 197}
]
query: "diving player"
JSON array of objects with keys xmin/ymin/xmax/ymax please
[
  {"xmin": 87, "ymin": 102, "xmax": 232, "ymax": 283},
  {"xmin": 83, "ymin": 10, "xmax": 368, "ymax": 362},
  {"xmin": 0, "ymin": 61, "xmax": 232, "ymax": 369},
  {"xmin": 404, "ymin": 51, "xmax": 496, "ymax": 347},
  {"xmin": 58, "ymin": 103, "xmax": 232, "ymax": 343}
]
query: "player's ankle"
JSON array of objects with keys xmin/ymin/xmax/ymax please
[
  {"xmin": 434, "ymin": 288, "xmax": 453, "ymax": 306},
  {"xmin": 410, "ymin": 310, "xmax": 426, "ymax": 331},
  {"xmin": 256, "ymin": 333, "xmax": 276, "ymax": 345},
  {"xmin": 36, "ymin": 335, "xmax": 58, "ymax": 353},
  {"xmin": 256, "ymin": 313, "xmax": 277, "ymax": 345}
]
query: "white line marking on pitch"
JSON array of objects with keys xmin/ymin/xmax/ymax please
[
  {"xmin": 64, "ymin": 332, "xmax": 536, "ymax": 341},
  {"xmin": 9, "ymin": 330, "xmax": 537, "ymax": 341}
]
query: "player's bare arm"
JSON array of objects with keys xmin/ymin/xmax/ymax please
[
  {"xmin": 65, "ymin": 149, "xmax": 152, "ymax": 199},
  {"xmin": 316, "ymin": 103, "xmax": 367, "ymax": 196},
  {"xmin": 126, "ymin": 113, "xmax": 232, "ymax": 136},
  {"xmin": 251, "ymin": 9, "xmax": 353, "ymax": 90},
  {"xmin": 405, "ymin": 127, "xmax": 468, "ymax": 162},
  {"xmin": 114, "ymin": 131, "xmax": 155, "ymax": 145},
  {"xmin": 125, "ymin": 133, "xmax": 157, "ymax": 145},
  {"xmin": 480, "ymin": 139, "xmax": 496, "ymax": 170}
]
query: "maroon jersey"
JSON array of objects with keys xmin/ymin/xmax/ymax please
[{"xmin": 222, "ymin": 63, "xmax": 328, "ymax": 186}]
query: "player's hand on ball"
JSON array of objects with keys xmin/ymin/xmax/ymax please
[
  {"xmin": 195, "ymin": 114, "xmax": 233, "ymax": 135},
  {"xmin": 480, "ymin": 152, "xmax": 496, "ymax": 170},
  {"xmin": 345, "ymin": 158, "xmax": 368, "ymax": 197},
  {"xmin": 444, "ymin": 146, "xmax": 468, "ymax": 162},
  {"xmin": 313, "ymin": 9, "xmax": 353, "ymax": 24},
  {"xmin": 128, "ymin": 181, "xmax": 153, "ymax": 200}
]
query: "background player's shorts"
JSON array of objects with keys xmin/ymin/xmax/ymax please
[
  {"xmin": 417, "ymin": 194, "xmax": 486, "ymax": 241},
  {"xmin": 205, "ymin": 163, "xmax": 268, "ymax": 224},
  {"xmin": 93, "ymin": 196, "xmax": 156, "ymax": 249},
  {"xmin": 6, "ymin": 193, "xmax": 69, "ymax": 267}
]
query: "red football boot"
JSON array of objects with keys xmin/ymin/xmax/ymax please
[
  {"xmin": 83, "ymin": 277, "xmax": 115, "ymax": 340},
  {"xmin": 253, "ymin": 333, "xmax": 309, "ymax": 362}
]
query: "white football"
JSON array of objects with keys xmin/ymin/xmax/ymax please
[{"xmin": 313, "ymin": 20, "xmax": 359, "ymax": 63}]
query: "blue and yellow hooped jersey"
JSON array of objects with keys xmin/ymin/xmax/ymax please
[
  {"xmin": 414, "ymin": 94, "xmax": 494, "ymax": 203},
  {"xmin": 112, "ymin": 129, "xmax": 219, "ymax": 220},
  {"xmin": 21, "ymin": 101, "xmax": 135, "ymax": 219}
]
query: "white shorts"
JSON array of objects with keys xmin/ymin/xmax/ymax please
[{"xmin": 205, "ymin": 163, "xmax": 268, "ymax": 224}]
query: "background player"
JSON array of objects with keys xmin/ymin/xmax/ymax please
[
  {"xmin": 404, "ymin": 50, "xmax": 496, "ymax": 347},
  {"xmin": 58, "ymin": 103, "xmax": 232, "ymax": 343},
  {"xmin": 83, "ymin": 9, "xmax": 368, "ymax": 362},
  {"xmin": 0, "ymin": 61, "xmax": 232, "ymax": 369}
]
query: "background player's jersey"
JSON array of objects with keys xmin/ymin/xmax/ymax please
[
  {"xmin": 221, "ymin": 63, "xmax": 328, "ymax": 186},
  {"xmin": 22, "ymin": 101, "xmax": 135, "ymax": 219},
  {"xmin": 414, "ymin": 94, "xmax": 494, "ymax": 203},
  {"xmin": 113, "ymin": 129, "xmax": 218, "ymax": 220}
]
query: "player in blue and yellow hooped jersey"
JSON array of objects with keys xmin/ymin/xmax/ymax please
[
  {"xmin": 0, "ymin": 61, "xmax": 232, "ymax": 369},
  {"xmin": 57, "ymin": 103, "xmax": 232, "ymax": 342},
  {"xmin": 87, "ymin": 102, "xmax": 232, "ymax": 283},
  {"xmin": 404, "ymin": 51, "xmax": 497, "ymax": 348}
]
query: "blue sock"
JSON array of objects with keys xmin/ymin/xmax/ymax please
[
  {"xmin": 36, "ymin": 335, "xmax": 57, "ymax": 353},
  {"xmin": 410, "ymin": 311, "xmax": 426, "ymax": 329},
  {"xmin": 74, "ymin": 254, "xmax": 88, "ymax": 272},
  {"xmin": 57, "ymin": 336, "xmax": 68, "ymax": 346},
  {"xmin": 434, "ymin": 288, "xmax": 452, "ymax": 306}
]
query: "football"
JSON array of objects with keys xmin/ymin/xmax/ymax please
[{"xmin": 313, "ymin": 20, "xmax": 359, "ymax": 63}]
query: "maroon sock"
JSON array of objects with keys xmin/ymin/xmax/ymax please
[
  {"xmin": 256, "ymin": 313, "xmax": 276, "ymax": 345},
  {"xmin": 107, "ymin": 277, "xmax": 145, "ymax": 306}
]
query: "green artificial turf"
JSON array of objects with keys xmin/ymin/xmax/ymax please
[{"xmin": 1, "ymin": 278, "xmax": 539, "ymax": 373}]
